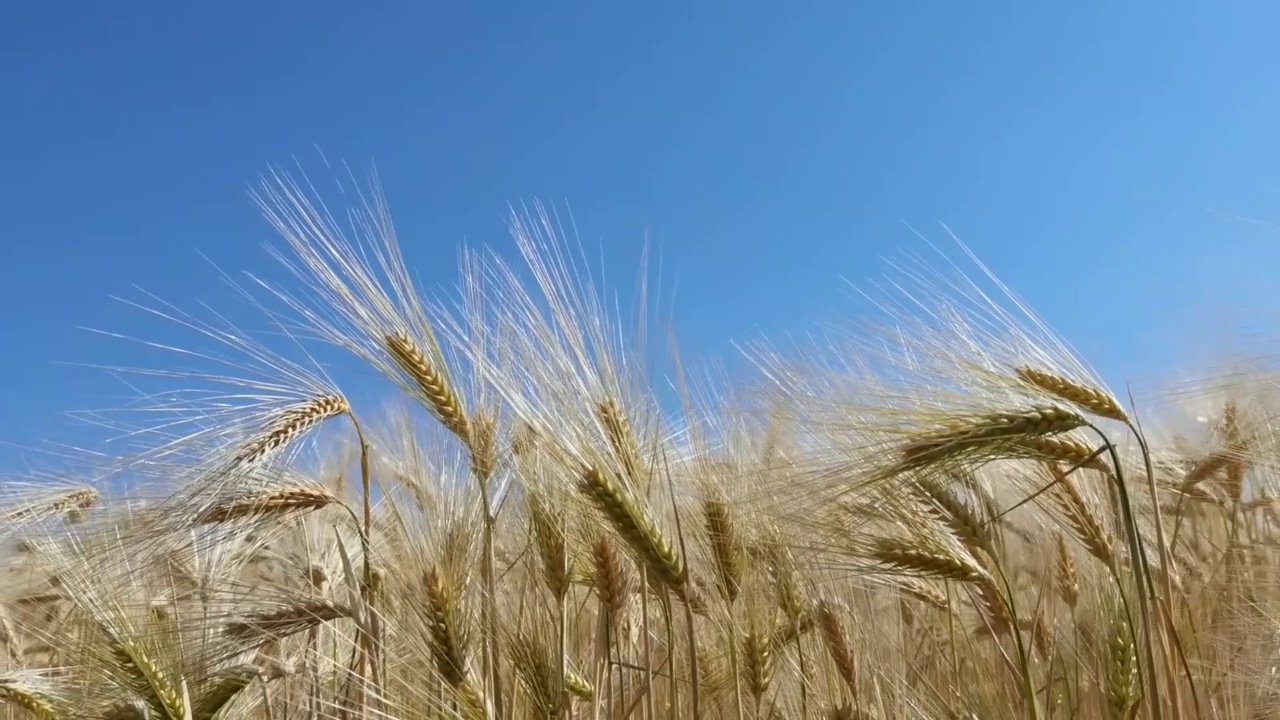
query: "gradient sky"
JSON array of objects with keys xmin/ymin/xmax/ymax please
[{"xmin": 4, "ymin": 2, "xmax": 1280, "ymax": 472}]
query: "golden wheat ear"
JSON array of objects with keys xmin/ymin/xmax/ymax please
[{"xmin": 0, "ymin": 672, "xmax": 62, "ymax": 720}]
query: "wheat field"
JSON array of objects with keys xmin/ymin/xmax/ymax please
[{"xmin": 0, "ymin": 170, "xmax": 1275, "ymax": 720}]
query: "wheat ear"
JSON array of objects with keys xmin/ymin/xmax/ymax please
[
  {"xmin": 0, "ymin": 676, "xmax": 59, "ymax": 720},
  {"xmin": 870, "ymin": 537, "xmax": 989, "ymax": 584},
  {"xmin": 526, "ymin": 491, "xmax": 569, "ymax": 599},
  {"xmin": 4, "ymin": 488, "xmax": 98, "ymax": 523},
  {"xmin": 196, "ymin": 486, "xmax": 336, "ymax": 524},
  {"xmin": 506, "ymin": 630, "xmax": 562, "ymax": 720},
  {"xmin": 578, "ymin": 465, "xmax": 686, "ymax": 592},
  {"xmin": 815, "ymin": 601, "xmax": 858, "ymax": 699},
  {"xmin": 191, "ymin": 665, "xmax": 261, "ymax": 720},
  {"xmin": 1015, "ymin": 367, "xmax": 1129, "ymax": 422},
  {"xmin": 1054, "ymin": 533, "xmax": 1080, "ymax": 610},
  {"xmin": 590, "ymin": 533, "xmax": 630, "ymax": 625},
  {"xmin": 1047, "ymin": 464, "xmax": 1117, "ymax": 571},
  {"xmin": 597, "ymin": 397, "xmax": 644, "ymax": 485},
  {"xmin": 233, "ymin": 395, "xmax": 349, "ymax": 466},
  {"xmin": 899, "ymin": 406, "xmax": 1087, "ymax": 469},
  {"xmin": 702, "ymin": 490, "xmax": 744, "ymax": 604},
  {"xmin": 385, "ymin": 331, "xmax": 470, "ymax": 439},
  {"xmin": 107, "ymin": 636, "xmax": 186, "ymax": 720},
  {"xmin": 224, "ymin": 601, "xmax": 352, "ymax": 642}
]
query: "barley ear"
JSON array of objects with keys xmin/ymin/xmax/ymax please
[
  {"xmin": 1015, "ymin": 367, "xmax": 1129, "ymax": 423},
  {"xmin": 386, "ymin": 331, "xmax": 470, "ymax": 440},
  {"xmin": 578, "ymin": 466, "xmax": 686, "ymax": 593}
]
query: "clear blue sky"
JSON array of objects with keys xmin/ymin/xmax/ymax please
[{"xmin": 3, "ymin": 2, "xmax": 1280, "ymax": 471}]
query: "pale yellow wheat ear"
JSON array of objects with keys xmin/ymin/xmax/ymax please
[
  {"xmin": 3, "ymin": 487, "xmax": 99, "ymax": 525},
  {"xmin": 1045, "ymin": 462, "xmax": 1117, "ymax": 571},
  {"xmin": 231, "ymin": 394, "xmax": 350, "ymax": 467}
]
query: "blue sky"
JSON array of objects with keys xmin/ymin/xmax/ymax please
[{"xmin": 3, "ymin": 2, "xmax": 1280, "ymax": 472}]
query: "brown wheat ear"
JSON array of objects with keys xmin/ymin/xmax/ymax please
[
  {"xmin": 816, "ymin": 601, "xmax": 858, "ymax": 698},
  {"xmin": 1015, "ymin": 367, "xmax": 1129, "ymax": 423},
  {"xmin": 526, "ymin": 491, "xmax": 569, "ymax": 599},
  {"xmin": 590, "ymin": 533, "xmax": 631, "ymax": 624},
  {"xmin": 385, "ymin": 331, "xmax": 470, "ymax": 440},
  {"xmin": 233, "ymin": 395, "xmax": 349, "ymax": 466},
  {"xmin": 195, "ymin": 486, "xmax": 336, "ymax": 525}
]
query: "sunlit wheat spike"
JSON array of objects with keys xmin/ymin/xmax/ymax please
[
  {"xmin": 912, "ymin": 478, "xmax": 991, "ymax": 556},
  {"xmin": 1055, "ymin": 533, "xmax": 1080, "ymax": 610},
  {"xmin": 1106, "ymin": 610, "xmax": 1139, "ymax": 719},
  {"xmin": 815, "ymin": 601, "xmax": 858, "ymax": 697},
  {"xmin": 899, "ymin": 406, "xmax": 1088, "ymax": 469},
  {"xmin": 702, "ymin": 490, "xmax": 743, "ymax": 603},
  {"xmin": 741, "ymin": 623, "xmax": 774, "ymax": 703},
  {"xmin": 195, "ymin": 486, "xmax": 336, "ymax": 525},
  {"xmin": 762, "ymin": 535, "xmax": 808, "ymax": 620},
  {"xmin": 223, "ymin": 600, "xmax": 352, "ymax": 641},
  {"xmin": 973, "ymin": 577, "xmax": 1012, "ymax": 636},
  {"xmin": 424, "ymin": 565, "xmax": 471, "ymax": 687},
  {"xmin": 596, "ymin": 397, "xmax": 643, "ymax": 484},
  {"xmin": 232, "ymin": 394, "xmax": 349, "ymax": 466},
  {"xmin": 467, "ymin": 411, "xmax": 498, "ymax": 481},
  {"xmin": 1007, "ymin": 435, "xmax": 1109, "ymax": 472},
  {"xmin": 452, "ymin": 679, "xmax": 489, "ymax": 720},
  {"xmin": 1047, "ymin": 463, "xmax": 1116, "ymax": 570},
  {"xmin": 0, "ymin": 675, "xmax": 59, "ymax": 720},
  {"xmin": 577, "ymin": 465, "xmax": 686, "ymax": 592},
  {"xmin": 191, "ymin": 664, "xmax": 261, "ymax": 720},
  {"xmin": 385, "ymin": 331, "xmax": 470, "ymax": 440},
  {"xmin": 1179, "ymin": 451, "xmax": 1231, "ymax": 492},
  {"xmin": 870, "ymin": 537, "xmax": 989, "ymax": 583},
  {"xmin": 897, "ymin": 579, "xmax": 950, "ymax": 611},
  {"xmin": 108, "ymin": 638, "xmax": 185, "ymax": 720},
  {"xmin": 1015, "ymin": 366, "xmax": 1129, "ymax": 422},
  {"xmin": 4, "ymin": 487, "xmax": 98, "ymax": 523}
]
